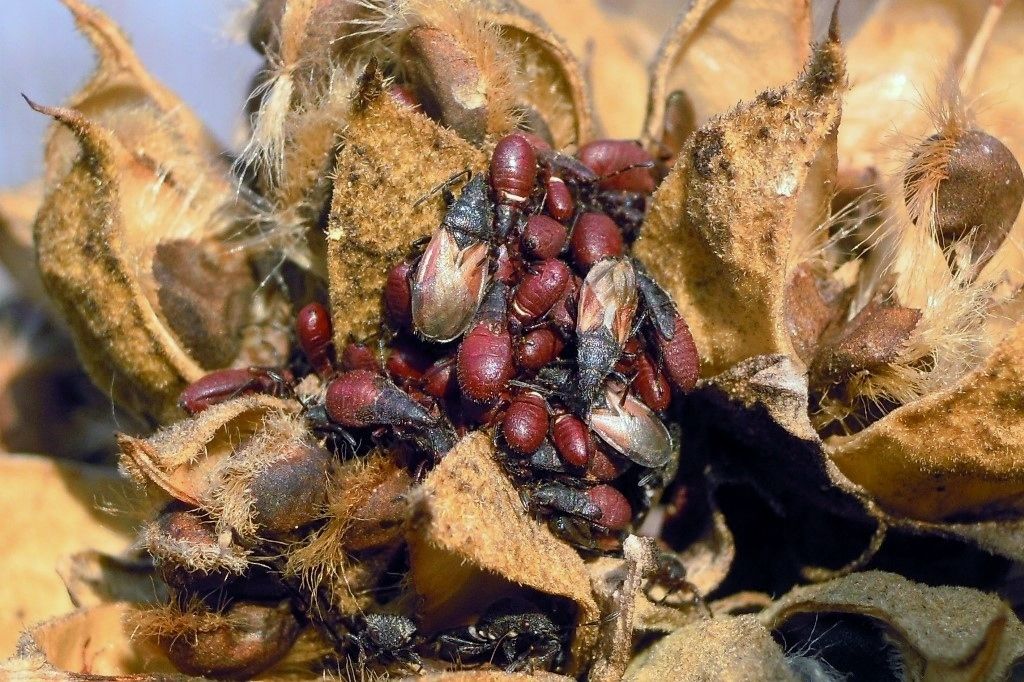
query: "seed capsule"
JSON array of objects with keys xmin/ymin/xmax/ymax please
[
  {"xmin": 179, "ymin": 368, "xmax": 290, "ymax": 415},
  {"xmin": 248, "ymin": 444, "xmax": 331, "ymax": 535},
  {"xmin": 384, "ymin": 261, "xmax": 414, "ymax": 330},
  {"xmin": 512, "ymin": 259, "xmax": 572, "ymax": 323},
  {"xmin": 160, "ymin": 601, "xmax": 301, "ymax": 680},
  {"xmin": 517, "ymin": 327, "xmax": 565, "ymax": 372},
  {"xmin": 295, "ymin": 302, "xmax": 333, "ymax": 377},
  {"xmin": 325, "ymin": 369, "xmax": 436, "ymax": 429},
  {"xmin": 589, "ymin": 381, "xmax": 673, "ymax": 469},
  {"xmin": 586, "ymin": 484, "xmax": 632, "ymax": 531},
  {"xmin": 634, "ymin": 353, "xmax": 671, "ymax": 412},
  {"xmin": 551, "ymin": 414, "xmax": 592, "ymax": 468},
  {"xmin": 570, "ymin": 212, "xmax": 624, "ymax": 271},
  {"xmin": 576, "ymin": 258, "xmax": 638, "ymax": 411},
  {"xmin": 578, "ymin": 139, "xmax": 656, "ymax": 193},
  {"xmin": 521, "ymin": 214, "xmax": 568, "ymax": 260},
  {"xmin": 457, "ymin": 283, "xmax": 515, "ymax": 403},
  {"xmin": 907, "ymin": 129, "xmax": 1024, "ymax": 269},
  {"xmin": 502, "ymin": 391, "xmax": 549, "ymax": 455},
  {"xmin": 545, "ymin": 176, "xmax": 574, "ymax": 222}
]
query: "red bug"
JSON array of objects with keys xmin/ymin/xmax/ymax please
[
  {"xmin": 544, "ymin": 176, "xmax": 574, "ymax": 222},
  {"xmin": 511, "ymin": 259, "xmax": 572, "ymax": 324},
  {"xmin": 516, "ymin": 327, "xmax": 565, "ymax": 372},
  {"xmin": 575, "ymin": 257, "xmax": 638, "ymax": 411},
  {"xmin": 586, "ymin": 447, "xmax": 627, "ymax": 482},
  {"xmin": 385, "ymin": 339, "xmax": 434, "ymax": 384},
  {"xmin": 295, "ymin": 302, "xmax": 334, "ymax": 377},
  {"xmin": 340, "ymin": 342, "xmax": 380, "ymax": 372},
  {"xmin": 501, "ymin": 391, "xmax": 549, "ymax": 455},
  {"xmin": 633, "ymin": 353, "xmax": 671, "ymax": 412},
  {"xmin": 490, "ymin": 133, "xmax": 537, "ymax": 238},
  {"xmin": 548, "ymin": 275, "xmax": 580, "ymax": 333},
  {"xmin": 325, "ymin": 369, "xmax": 435, "ymax": 429},
  {"xmin": 569, "ymin": 212, "xmax": 624, "ymax": 271},
  {"xmin": 588, "ymin": 381, "xmax": 673, "ymax": 469},
  {"xmin": 421, "ymin": 358, "xmax": 456, "ymax": 400},
  {"xmin": 586, "ymin": 484, "xmax": 632, "ymax": 531},
  {"xmin": 551, "ymin": 413, "xmax": 593, "ymax": 468},
  {"xmin": 179, "ymin": 367, "xmax": 291, "ymax": 415},
  {"xmin": 577, "ymin": 139, "xmax": 656, "ymax": 193},
  {"xmin": 457, "ymin": 283, "xmax": 516, "ymax": 403},
  {"xmin": 494, "ymin": 244, "xmax": 519, "ymax": 285},
  {"xmin": 521, "ymin": 215, "xmax": 567, "ymax": 261},
  {"xmin": 384, "ymin": 261, "xmax": 414, "ymax": 330},
  {"xmin": 658, "ymin": 316, "xmax": 699, "ymax": 393},
  {"xmin": 387, "ymin": 84, "xmax": 420, "ymax": 109}
]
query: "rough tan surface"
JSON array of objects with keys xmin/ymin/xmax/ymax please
[{"xmin": 634, "ymin": 34, "xmax": 845, "ymax": 375}]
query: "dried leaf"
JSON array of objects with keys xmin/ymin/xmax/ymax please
[
  {"xmin": 412, "ymin": 673, "xmax": 571, "ymax": 682},
  {"xmin": 407, "ymin": 431, "xmax": 599, "ymax": 674},
  {"xmin": 327, "ymin": 82, "xmax": 486, "ymax": 344},
  {"xmin": 623, "ymin": 614, "xmax": 797, "ymax": 682},
  {"xmin": 0, "ymin": 455, "xmax": 140, "ymax": 657},
  {"xmin": 643, "ymin": 0, "xmax": 811, "ymax": 151},
  {"xmin": 634, "ymin": 32, "xmax": 845, "ymax": 375},
  {"xmin": 760, "ymin": 571, "xmax": 1024, "ymax": 681}
]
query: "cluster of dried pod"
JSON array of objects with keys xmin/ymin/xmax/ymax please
[{"xmin": 3, "ymin": 0, "xmax": 1024, "ymax": 680}]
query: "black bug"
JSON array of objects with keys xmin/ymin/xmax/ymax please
[
  {"xmin": 346, "ymin": 613, "xmax": 423, "ymax": 668},
  {"xmin": 434, "ymin": 598, "xmax": 567, "ymax": 672}
]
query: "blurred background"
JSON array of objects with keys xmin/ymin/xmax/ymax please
[{"xmin": 0, "ymin": 1, "xmax": 260, "ymax": 188}]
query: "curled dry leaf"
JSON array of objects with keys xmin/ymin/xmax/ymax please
[
  {"xmin": 623, "ymin": 614, "xmax": 797, "ymax": 682},
  {"xmin": 634, "ymin": 31, "xmax": 845, "ymax": 375},
  {"xmin": 407, "ymin": 432, "xmax": 599, "ymax": 673},
  {"xmin": 643, "ymin": 0, "xmax": 811, "ymax": 155},
  {"xmin": 0, "ymin": 455, "xmax": 140, "ymax": 657},
  {"xmin": 327, "ymin": 81, "xmax": 486, "ymax": 344},
  {"xmin": 117, "ymin": 394, "xmax": 311, "ymax": 540},
  {"xmin": 411, "ymin": 672, "xmax": 571, "ymax": 682},
  {"xmin": 760, "ymin": 570, "xmax": 1024, "ymax": 681}
]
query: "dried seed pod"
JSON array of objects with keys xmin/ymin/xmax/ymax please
[
  {"xmin": 246, "ymin": 443, "xmax": 332, "ymax": 536},
  {"xmin": 502, "ymin": 391, "xmax": 550, "ymax": 455},
  {"xmin": 144, "ymin": 503, "xmax": 248, "ymax": 592},
  {"xmin": 905, "ymin": 129, "xmax": 1024, "ymax": 270},
  {"xmin": 157, "ymin": 600, "xmax": 301, "ymax": 680},
  {"xmin": 570, "ymin": 212, "xmax": 625, "ymax": 271}
]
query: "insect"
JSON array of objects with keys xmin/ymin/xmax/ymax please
[
  {"xmin": 588, "ymin": 380, "xmax": 674, "ymax": 469},
  {"xmin": 521, "ymin": 214, "xmax": 568, "ymax": 261},
  {"xmin": 411, "ymin": 174, "xmax": 494, "ymax": 343},
  {"xmin": 575, "ymin": 257, "xmax": 639, "ymax": 414},
  {"xmin": 490, "ymin": 133, "xmax": 538, "ymax": 238},
  {"xmin": 295, "ymin": 302, "xmax": 334, "ymax": 378},
  {"xmin": 501, "ymin": 391, "xmax": 550, "ymax": 455},
  {"xmin": 457, "ymin": 282, "xmax": 516, "ymax": 403},
  {"xmin": 569, "ymin": 212, "xmax": 625, "ymax": 271},
  {"xmin": 346, "ymin": 613, "xmax": 423, "ymax": 668},
  {"xmin": 634, "ymin": 261, "xmax": 699, "ymax": 393},
  {"xmin": 525, "ymin": 481, "xmax": 631, "ymax": 550},
  {"xmin": 511, "ymin": 258, "xmax": 572, "ymax": 325},
  {"xmin": 644, "ymin": 552, "xmax": 710, "ymax": 617},
  {"xmin": 434, "ymin": 598, "xmax": 567, "ymax": 672},
  {"xmin": 178, "ymin": 367, "xmax": 292, "ymax": 415}
]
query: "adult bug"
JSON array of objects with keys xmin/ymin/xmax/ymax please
[
  {"xmin": 411, "ymin": 174, "xmax": 494, "ymax": 343},
  {"xmin": 434, "ymin": 598, "xmax": 567, "ymax": 672},
  {"xmin": 346, "ymin": 613, "xmax": 423, "ymax": 668},
  {"xmin": 575, "ymin": 258, "xmax": 638, "ymax": 413},
  {"xmin": 588, "ymin": 380, "xmax": 674, "ymax": 469}
]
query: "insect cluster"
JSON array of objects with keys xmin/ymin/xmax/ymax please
[{"xmin": 166, "ymin": 117, "xmax": 699, "ymax": 674}]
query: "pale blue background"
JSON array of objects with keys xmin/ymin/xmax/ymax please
[{"xmin": 0, "ymin": 1, "xmax": 261, "ymax": 187}]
